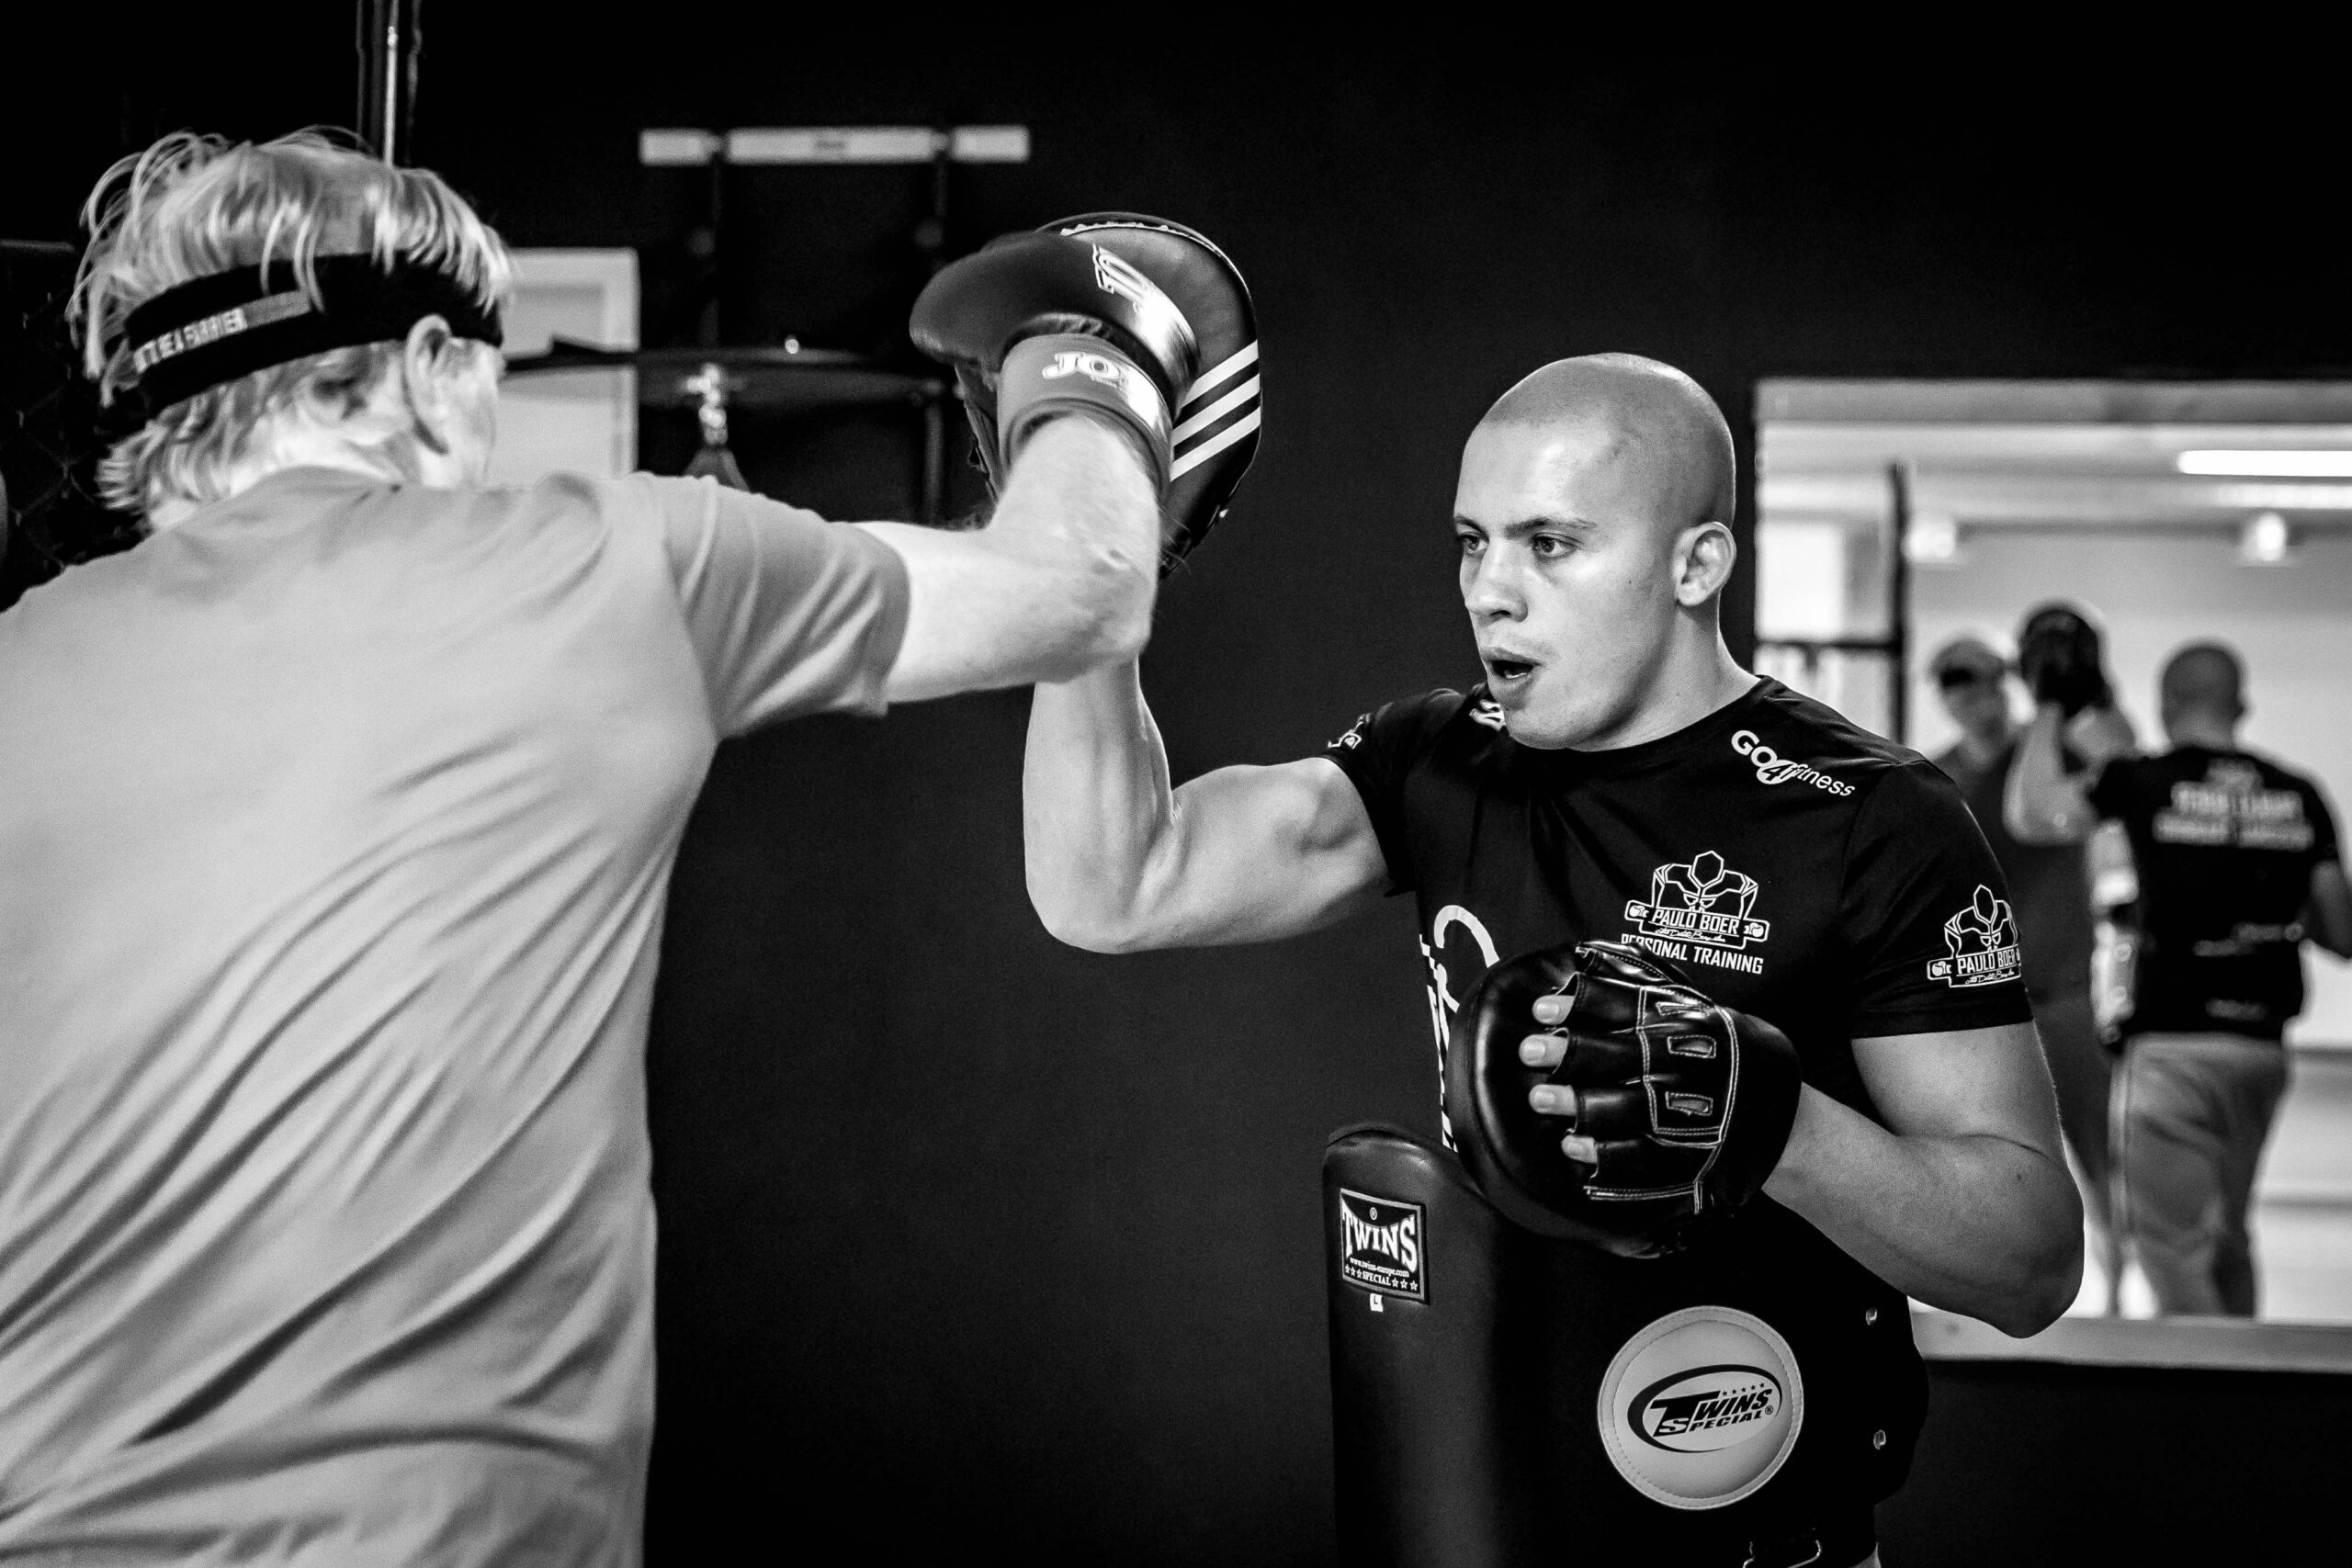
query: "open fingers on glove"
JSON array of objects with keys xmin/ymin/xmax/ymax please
[
  {"xmin": 1523, "ymin": 1086, "xmax": 1656, "ymax": 1133},
  {"xmin": 1517, "ymin": 1028, "xmax": 1642, "ymax": 1077},
  {"xmin": 1562, "ymin": 1135, "xmax": 1649, "ymax": 1168},
  {"xmin": 1526, "ymin": 1082, "xmax": 1649, "ymax": 1139}
]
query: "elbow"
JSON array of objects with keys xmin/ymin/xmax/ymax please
[
  {"xmin": 1035, "ymin": 905, "xmax": 1140, "ymax": 954},
  {"xmin": 1995, "ymin": 1216, "xmax": 2086, "ymax": 1337},
  {"xmin": 1026, "ymin": 874, "xmax": 1150, "ymax": 956},
  {"xmin": 1030, "ymin": 558, "xmax": 1153, "ymax": 682}
]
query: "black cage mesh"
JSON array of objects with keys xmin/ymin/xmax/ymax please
[{"xmin": 3, "ymin": 240, "xmax": 138, "ymax": 613}]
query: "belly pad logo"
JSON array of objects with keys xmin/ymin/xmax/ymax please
[
  {"xmin": 1599, "ymin": 1305, "xmax": 1804, "ymax": 1509},
  {"xmin": 1928, "ymin": 885, "xmax": 2024, "ymax": 987},
  {"xmin": 1335, "ymin": 1189, "xmax": 1426, "ymax": 1302},
  {"xmin": 1623, "ymin": 850, "xmax": 1770, "ymax": 951}
]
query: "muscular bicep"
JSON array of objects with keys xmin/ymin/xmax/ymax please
[
  {"xmin": 1850, "ymin": 1021, "xmax": 2066, "ymax": 1161},
  {"xmin": 1137, "ymin": 757, "xmax": 1391, "ymax": 946}
]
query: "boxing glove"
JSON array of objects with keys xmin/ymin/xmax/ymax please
[
  {"xmin": 2016, "ymin": 604, "xmax": 2112, "ymax": 716},
  {"xmin": 1447, "ymin": 941, "xmax": 1803, "ymax": 1258}
]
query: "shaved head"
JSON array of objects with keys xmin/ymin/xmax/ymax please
[
  {"xmin": 2161, "ymin": 642, "xmax": 2245, "ymax": 718},
  {"xmin": 1477, "ymin": 354, "xmax": 1736, "ymax": 532},
  {"xmin": 1451, "ymin": 353, "xmax": 1747, "ymax": 750}
]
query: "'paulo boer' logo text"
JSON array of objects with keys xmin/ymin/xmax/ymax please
[
  {"xmin": 1732, "ymin": 730, "xmax": 1855, "ymax": 797},
  {"xmin": 1630, "ymin": 1364, "xmax": 1785, "ymax": 1452},
  {"xmin": 1928, "ymin": 885, "xmax": 2025, "ymax": 988}
]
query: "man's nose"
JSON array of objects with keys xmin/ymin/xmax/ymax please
[{"xmin": 1464, "ymin": 547, "xmax": 1525, "ymax": 619}]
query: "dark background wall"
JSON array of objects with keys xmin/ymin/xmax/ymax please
[{"xmin": 8, "ymin": 16, "xmax": 2352, "ymax": 1563}]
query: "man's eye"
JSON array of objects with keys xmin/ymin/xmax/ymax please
[
  {"xmin": 1456, "ymin": 533, "xmax": 1484, "ymax": 556},
  {"xmin": 1532, "ymin": 535, "xmax": 1571, "ymax": 558}
]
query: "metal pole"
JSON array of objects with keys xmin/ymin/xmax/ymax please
[
  {"xmin": 356, "ymin": 0, "xmax": 424, "ymax": 164},
  {"xmin": 1887, "ymin": 460, "xmax": 1914, "ymax": 744}
]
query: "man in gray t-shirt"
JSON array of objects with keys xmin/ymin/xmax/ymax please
[{"xmin": 2, "ymin": 132, "xmax": 1168, "ymax": 1564}]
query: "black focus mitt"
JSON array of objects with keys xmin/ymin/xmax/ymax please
[
  {"xmin": 910, "ymin": 213, "xmax": 1260, "ymax": 571},
  {"xmin": 1445, "ymin": 940, "xmax": 1803, "ymax": 1258},
  {"xmin": 2016, "ymin": 603, "xmax": 2112, "ymax": 717}
]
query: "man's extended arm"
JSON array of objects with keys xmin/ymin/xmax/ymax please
[
  {"xmin": 2005, "ymin": 703, "xmax": 2131, "ymax": 845},
  {"xmin": 2304, "ymin": 861, "xmax": 2352, "ymax": 958},
  {"xmin": 1023, "ymin": 661, "xmax": 1389, "ymax": 951},
  {"xmin": 860, "ymin": 419, "xmax": 1158, "ymax": 702},
  {"xmin": 1763, "ymin": 1021, "xmax": 2083, "ymax": 1336}
]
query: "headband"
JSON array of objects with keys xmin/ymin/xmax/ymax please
[{"xmin": 119, "ymin": 254, "xmax": 503, "ymax": 416}]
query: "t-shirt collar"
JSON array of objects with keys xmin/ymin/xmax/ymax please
[{"xmin": 1506, "ymin": 676, "xmax": 1780, "ymax": 780}]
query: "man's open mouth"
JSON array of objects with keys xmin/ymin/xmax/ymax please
[{"xmin": 1485, "ymin": 655, "xmax": 1536, "ymax": 683}]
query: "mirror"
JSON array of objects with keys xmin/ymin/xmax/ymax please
[{"xmin": 1757, "ymin": 380, "xmax": 2352, "ymax": 1357}]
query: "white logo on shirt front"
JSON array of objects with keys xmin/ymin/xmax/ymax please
[
  {"xmin": 1730, "ymin": 729, "xmax": 1854, "ymax": 797},
  {"xmin": 1622, "ymin": 851, "xmax": 1770, "ymax": 976}
]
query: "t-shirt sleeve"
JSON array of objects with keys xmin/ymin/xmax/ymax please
[
  {"xmin": 1840, "ymin": 760, "xmax": 2037, "ymax": 1038},
  {"xmin": 1316, "ymin": 691, "xmax": 1460, "ymax": 896},
  {"xmin": 639, "ymin": 475, "xmax": 911, "ymax": 735},
  {"xmin": 2307, "ymin": 779, "xmax": 2342, "ymax": 864}
]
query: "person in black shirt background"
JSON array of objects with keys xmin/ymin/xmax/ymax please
[
  {"xmin": 2013, "ymin": 642, "xmax": 2352, "ymax": 1314},
  {"xmin": 1927, "ymin": 629, "xmax": 2132, "ymax": 1306},
  {"xmin": 1024, "ymin": 354, "xmax": 2081, "ymax": 1565}
]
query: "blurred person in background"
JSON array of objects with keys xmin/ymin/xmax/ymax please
[
  {"xmin": 1928, "ymin": 631, "xmax": 2123, "ymax": 1306},
  {"xmin": 2013, "ymin": 640, "xmax": 2352, "ymax": 1315}
]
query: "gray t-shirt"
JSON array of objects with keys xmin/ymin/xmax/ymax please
[{"xmin": 0, "ymin": 467, "xmax": 908, "ymax": 1563}]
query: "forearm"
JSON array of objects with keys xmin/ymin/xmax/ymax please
[
  {"xmin": 2004, "ymin": 705, "xmax": 2093, "ymax": 844},
  {"xmin": 1764, "ymin": 1086, "xmax": 2083, "ymax": 1335},
  {"xmin": 1025, "ymin": 661, "xmax": 1179, "ymax": 950},
  {"xmin": 982, "ymin": 417, "xmax": 1160, "ymax": 676}
]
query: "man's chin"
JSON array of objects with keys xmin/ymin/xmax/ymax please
[{"xmin": 1500, "ymin": 705, "xmax": 1581, "ymax": 751}]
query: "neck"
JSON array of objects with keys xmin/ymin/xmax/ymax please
[
  {"xmin": 146, "ymin": 415, "xmax": 448, "ymax": 532},
  {"xmin": 2167, "ymin": 714, "xmax": 2239, "ymax": 750},
  {"xmin": 1576, "ymin": 626, "xmax": 1758, "ymax": 750}
]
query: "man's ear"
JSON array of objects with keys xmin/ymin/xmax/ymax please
[
  {"xmin": 398, "ymin": 315, "xmax": 460, "ymax": 456},
  {"xmin": 1672, "ymin": 520, "xmax": 1736, "ymax": 606}
]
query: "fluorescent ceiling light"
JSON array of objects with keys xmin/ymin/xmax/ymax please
[{"xmin": 2178, "ymin": 450, "xmax": 2352, "ymax": 476}]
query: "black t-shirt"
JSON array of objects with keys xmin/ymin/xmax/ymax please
[
  {"xmin": 2087, "ymin": 746, "xmax": 2340, "ymax": 1041},
  {"xmin": 1934, "ymin": 739, "xmax": 2095, "ymax": 998},
  {"xmin": 1320, "ymin": 677, "xmax": 2031, "ymax": 1522}
]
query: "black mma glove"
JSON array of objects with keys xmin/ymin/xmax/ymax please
[
  {"xmin": 911, "ymin": 213, "xmax": 1260, "ymax": 570},
  {"xmin": 2016, "ymin": 604, "xmax": 2112, "ymax": 717},
  {"xmin": 1446, "ymin": 940, "xmax": 1803, "ymax": 1258}
]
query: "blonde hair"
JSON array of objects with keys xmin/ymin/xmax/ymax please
[{"xmin": 74, "ymin": 130, "xmax": 514, "ymax": 518}]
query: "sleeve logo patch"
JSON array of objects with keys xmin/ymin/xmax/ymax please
[
  {"xmin": 1328, "ymin": 713, "xmax": 1370, "ymax": 750},
  {"xmin": 1928, "ymin": 885, "xmax": 2025, "ymax": 987},
  {"xmin": 1335, "ymin": 1189, "xmax": 1426, "ymax": 1303}
]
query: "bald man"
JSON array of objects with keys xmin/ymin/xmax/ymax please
[
  {"xmin": 2013, "ymin": 641, "xmax": 2352, "ymax": 1314},
  {"xmin": 1024, "ymin": 355, "xmax": 2079, "ymax": 1566}
]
